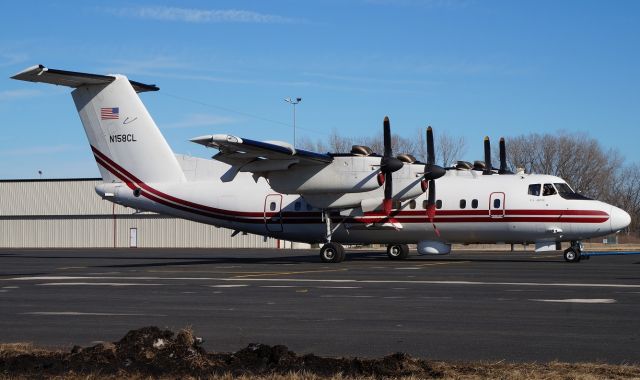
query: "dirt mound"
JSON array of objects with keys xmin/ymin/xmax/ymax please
[
  {"xmin": 0, "ymin": 326, "xmax": 444, "ymax": 378},
  {"xmin": 69, "ymin": 326, "xmax": 210, "ymax": 376},
  {"xmin": 2, "ymin": 326, "xmax": 639, "ymax": 379}
]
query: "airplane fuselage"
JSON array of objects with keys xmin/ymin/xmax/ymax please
[{"xmin": 95, "ymin": 153, "xmax": 626, "ymax": 247}]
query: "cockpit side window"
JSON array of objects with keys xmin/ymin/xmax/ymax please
[
  {"xmin": 554, "ymin": 182, "xmax": 593, "ymax": 200},
  {"xmin": 542, "ymin": 183, "xmax": 557, "ymax": 196},
  {"xmin": 528, "ymin": 184, "xmax": 541, "ymax": 196}
]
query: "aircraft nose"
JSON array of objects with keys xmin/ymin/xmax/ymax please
[{"xmin": 610, "ymin": 206, "xmax": 631, "ymax": 232}]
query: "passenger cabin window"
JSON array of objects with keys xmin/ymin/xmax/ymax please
[
  {"xmin": 471, "ymin": 199, "xmax": 478, "ymax": 209},
  {"xmin": 528, "ymin": 184, "xmax": 541, "ymax": 196},
  {"xmin": 436, "ymin": 200, "xmax": 443, "ymax": 209},
  {"xmin": 543, "ymin": 183, "xmax": 557, "ymax": 196},
  {"xmin": 422, "ymin": 200, "xmax": 427, "ymax": 209},
  {"xmin": 409, "ymin": 200, "xmax": 416, "ymax": 209},
  {"xmin": 294, "ymin": 202, "xmax": 301, "ymax": 211},
  {"xmin": 269, "ymin": 202, "xmax": 276, "ymax": 211},
  {"xmin": 459, "ymin": 199, "xmax": 466, "ymax": 209},
  {"xmin": 493, "ymin": 198, "xmax": 501, "ymax": 208}
]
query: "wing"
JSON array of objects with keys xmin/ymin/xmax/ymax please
[{"xmin": 191, "ymin": 134, "xmax": 333, "ymax": 181}]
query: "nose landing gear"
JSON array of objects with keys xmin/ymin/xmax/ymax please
[{"xmin": 563, "ymin": 241, "xmax": 584, "ymax": 263}]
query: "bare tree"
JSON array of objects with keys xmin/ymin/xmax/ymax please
[
  {"xmin": 505, "ymin": 132, "xmax": 622, "ymax": 199},
  {"xmin": 609, "ymin": 163, "xmax": 640, "ymax": 235},
  {"xmin": 416, "ymin": 129, "xmax": 467, "ymax": 166},
  {"xmin": 328, "ymin": 129, "xmax": 353, "ymax": 153},
  {"xmin": 297, "ymin": 135, "xmax": 328, "ymax": 153}
]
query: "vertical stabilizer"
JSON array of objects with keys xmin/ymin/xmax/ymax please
[
  {"xmin": 11, "ymin": 65, "xmax": 185, "ymax": 184},
  {"xmin": 72, "ymin": 76, "xmax": 185, "ymax": 183}
]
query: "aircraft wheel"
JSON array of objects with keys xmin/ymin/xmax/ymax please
[
  {"xmin": 320, "ymin": 242, "xmax": 345, "ymax": 263},
  {"xmin": 563, "ymin": 248, "xmax": 581, "ymax": 263},
  {"xmin": 387, "ymin": 244, "xmax": 409, "ymax": 260}
]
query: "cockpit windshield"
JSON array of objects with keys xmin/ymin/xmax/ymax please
[{"xmin": 554, "ymin": 183, "xmax": 592, "ymax": 200}]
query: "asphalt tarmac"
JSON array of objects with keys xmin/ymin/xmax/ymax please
[{"xmin": 1, "ymin": 248, "xmax": 639, "ymax": 363}]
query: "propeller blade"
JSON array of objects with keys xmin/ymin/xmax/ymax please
[
  {"xmin": 498, "ymin": 137, "xmax": 512, "ymax": 174},
  {"xmin": 380, "ymin": 116, "xmax": 402, "ymax": 215},
  {"xmin": 423, "ymin": 126, "xmax": 446, "ymax": 181},
  {"xmin": 483, "ymin": 136, "xmax": 492, "ymax": 175},
  {"xmin": 384, "ymin": 173, "xmax": 393, "ymax": 215},
  {"xmin": 383, "ymin": 116, "xmax": 392, "ymax": 157},
  {"xmin": 426, "ymin": 126, "xmax": 435, "ymax": 165},
  {"xmin": 426, "ymin": 179, "xmax": 440, "ymax": 237}
]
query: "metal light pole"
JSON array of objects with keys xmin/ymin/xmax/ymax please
[{"xmin": 284, "ymin": 97, "xmax": 302, "ymax": 147}]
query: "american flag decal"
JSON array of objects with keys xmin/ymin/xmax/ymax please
[{"xmin": 101, "ymin": 107, "xmax": 119, "ymax": 120}]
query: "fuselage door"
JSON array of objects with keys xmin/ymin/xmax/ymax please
[
  {"xmin": 489, "ymin": 192, "xmax": 506, "ymax": 218},
  {"xmin": 264, "ymin": 194, "xmax": 283, "ymax": 232}
]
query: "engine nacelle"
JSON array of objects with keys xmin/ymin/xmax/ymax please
[
  {"xmin": 267, "ymin": 156, "xmax": 381, "ymax": 194},
  {"xmin": 417, "ymin": 240, "xmax": 451, "ymax": 255}
]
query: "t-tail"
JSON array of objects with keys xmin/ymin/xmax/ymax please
[{"xmin": 11, "ymin": 65, "xmax": 185, "ymax": 185}]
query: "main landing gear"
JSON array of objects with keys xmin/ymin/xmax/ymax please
[
  {"xmin": 319, "ymin": 210, "xmax": 345, "ymax": 263},
  {"xmin": 386, "ymin": 244, "xmax": 409, "ymax": 260},
  {"xmin": 563, "ymin": 240, "xmax": 585, "ymax": 263},
  {"xmin": 320, "ymin": 242, "xmax": 345, "ymax": 263}
]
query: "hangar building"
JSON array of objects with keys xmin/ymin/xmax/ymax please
[{"xmin": 0, "ymin": 178, "xmax": 281, "ymax": 248}]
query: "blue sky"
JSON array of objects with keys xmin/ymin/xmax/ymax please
[{"xmin": 1, "ymin": 0, "xmax": 638, "ymax": 179}]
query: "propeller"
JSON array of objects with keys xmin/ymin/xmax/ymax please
[
  {"xmin": 483, "ymin": 136, "xmax": 493, "ymax": 175},
  {"xmin": 498, "ymin": 137, "xmax": 513, "ymax": 174},
  {"xmin": 424, "ymin": 126, "xmax": 446, "ymax": 236},
  {"xmin": 380, "ymin": 116, "xmax": 404, "ymax": 215}
]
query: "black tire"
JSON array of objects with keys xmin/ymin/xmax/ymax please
[
  {"xmin": 563, "ymin": 248, "xmax": 580, "ymax": 263},
  {"xmin": 320, "ymin": 242, "xmax": 345, "ymax": 263},
  {"xmin": 387, "ymin": 244, "xmax": 409, "ymax": 260}
]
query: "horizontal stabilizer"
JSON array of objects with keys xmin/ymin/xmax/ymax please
[{"xmin": 11, "ymin": 64, "xmax": 158, "ymax": 93}]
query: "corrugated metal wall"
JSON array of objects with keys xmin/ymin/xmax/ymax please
[{"xmin": 0, "ymin": 179, "xmax": 278, "ymax": 248}]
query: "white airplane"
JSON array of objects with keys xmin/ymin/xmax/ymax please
[{"xmin": 11, "ymin": 65, "xmax": 631, "ymax": 263}]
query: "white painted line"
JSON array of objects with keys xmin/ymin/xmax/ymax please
[
  {"xmin": 208, "ymin": 284, "xmax": 248, "ymax": 288},
  {"xmin": 21, "ymin": 311, "xmax": 167, "ymax": 316},
  {"xmin": 7, "ymin": 276, "xmax": 640, "ymax": 289},
  {"xmin": 2, "ymin": 286, "xmax": 19, "ymax": 289},
  {"xmin": 36, "ymin": 282, "xmax": 163, "ymax": 287},
  {"xmin": 530, "ymin": 298, "xmax": 617, "ymax": 304},
  {"xmin": 260, "ymin": 285, "xmax": 301, "ymax": 288},
  {"xmin": 316, "ymin": 286, "xmax": 362, "ymax": 289},
  {"xmin": 395, "ymin": 267, "xmax": 421, "ymax": 270}
]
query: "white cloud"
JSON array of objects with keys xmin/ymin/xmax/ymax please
[
  {"xmin": 111, "ymin": 6, "xmax": 298, "ymax": 24},
  {"xmin": 163, "ymin": 114, "xmax": 239, "ymax": 129},
  {"xmin": 0, "ymin": 89, "xmax": 42, "ymax": 101}
]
